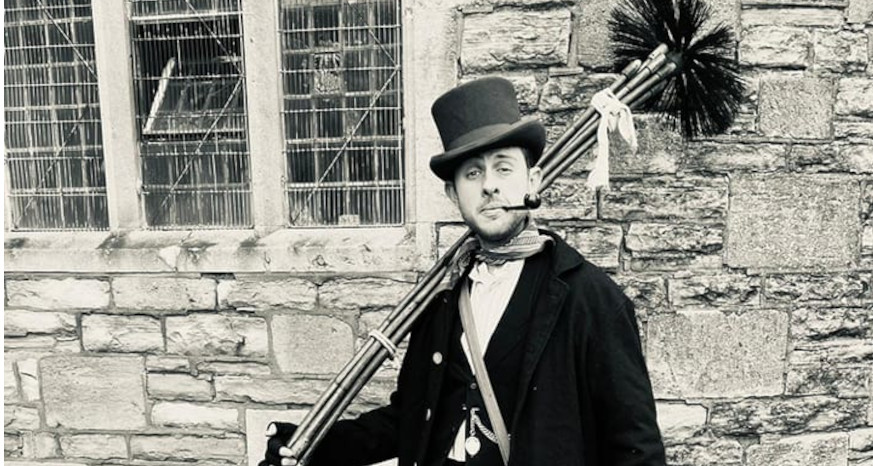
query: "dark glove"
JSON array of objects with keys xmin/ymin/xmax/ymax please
[{"xmin": 259, "ymin": 422, "xmax": 298, "ymax": 466}]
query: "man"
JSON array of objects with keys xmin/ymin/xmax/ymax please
[{"xmin": 261, "ymin": 77, "xmax": 665, "ymax": 466}]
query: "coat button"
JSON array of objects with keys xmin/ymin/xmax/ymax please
[
  {"xmin": 425, "ymin": 408, "xmax": 432, "ymax": 421},
  {"xmin": 432, "ymin": 352, "xmax": 443, "ymax": 365},
  {"xmin": 470, "ymin": 382, "xmax": 478, "ymax": 390}
]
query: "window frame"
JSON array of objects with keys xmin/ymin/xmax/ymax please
[{"xmin": 5, "ymin": 0, "xmax": 429, "ymax": 275}]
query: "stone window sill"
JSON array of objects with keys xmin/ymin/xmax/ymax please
[{"xmin": 5, "ymin": 227, "xmax": 419, "ymax": 274}]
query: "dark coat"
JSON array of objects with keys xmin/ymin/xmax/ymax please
[{"xmin": 311, "ymin": 231, "xmax": 665, "ymax": 466}]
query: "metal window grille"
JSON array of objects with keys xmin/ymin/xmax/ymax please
[
  {"xmin": 130, "ymin": 0, "xmax": 252, "ymax": 229},
  {"xmin": 4, "ymin": 0, "xmax": 108, "ymax": 231},
  {"xmin": 280, "ymin": 0, "xmax": 404, "ymax": 227}
]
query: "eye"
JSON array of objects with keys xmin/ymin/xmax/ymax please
[
  {"xmin": 496, "ymin": 164, "xmax": 514, "ymax": 175},
  {"xmin": 465, "ymin": 167, "xmax": 482, "ymax": 179}
]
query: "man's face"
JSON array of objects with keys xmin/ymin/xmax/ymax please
[{"xmin": 445, "ymin": 146, "xmax": 542, "ymax": 244}]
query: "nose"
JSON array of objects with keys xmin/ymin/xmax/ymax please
[{"xmin": 481, "ymin": 169, "xmax": 499, "ymax": 196}]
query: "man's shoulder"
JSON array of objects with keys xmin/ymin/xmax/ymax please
[{"xmin": 540, "ymin": 229, "xmax": 630, "ymax": 308}]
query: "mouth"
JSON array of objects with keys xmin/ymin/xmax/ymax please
[{"xmin": 479, "ymin": 204, "xmax": 507, "ymax": 213}]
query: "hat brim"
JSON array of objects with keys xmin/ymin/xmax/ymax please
[{"xmin": 429, "ymin": 118, "xmax": 546, "ymax": 181}]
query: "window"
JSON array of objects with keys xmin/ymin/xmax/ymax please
[
  {"xmin": 130, "ymin": 0, "xmax": 251, "ymax": 229},
  {"xmin": 279, "ymin": 0, "xmax": 404, "ymax": 227},
  {"xmin": 4, "ymin": 0, "xmax": 108, "ymax": 231}
]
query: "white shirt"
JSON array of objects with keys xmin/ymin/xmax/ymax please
[{"xmin": 448, "ymin": 259, "xmax": 525, "ymax": 461}]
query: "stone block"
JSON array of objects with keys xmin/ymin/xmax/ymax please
[
  {"xmin": 17, "ymin": 359, "xmax": 40, "ymax": 402},
  {"xmin": 835, "ymin": 121, "xmax": 873, "ymax": 140},
  {"xmin": 245, "ymin": 408, "xmax": 310, "ymax": 466},
  {"xmin": 759, "ymin": 78, "xmax": 833, "ymax": 139},
  {"xmin": 166, "ymin": 314, "xmax": 268, "ymax": 357},
  {"xmin": 4, "ymin": 335, "xmax": 79, "ymax": 352},
  {"xmin": 851, "ymin": 428, "xmax": 873, "ymax": 452},
  {"xmin": 5, "ymin": 278, "xmax": 109, "ymax": 310},
  {"xmin": 727, "ymin": 175, "xmax": 859, "ymax": 269},
  {"xmin": 790, "ymin": 144, "xmax": 840, "ymax": 172},
  {"xmin": 113, "ymin": 276, "xmax": 215, "ymax": 311},
  {"xmin": 837, "ymin": 78, "xmax": 873, "ymax": 118},
  {"xmin": 848, "ymin": 0, "xmax": 873, "ymax": 23},
  {"xmin": 747, "ymin": 432, "xmax": 848, "ymax": 466},
  {"xmin": 27, "ymin": 432, "xmax": 60, "ymax": 459},
  {"xmin": 538, "ymin": 177, "xmax": 598, "ymax": 221},
  {"xmin": 59, "ymin": 434, "xmax": 127, "ymax": 460},
  {"xmin": 814, "ymin": 30, "xmax": 869, "ymax": 73},
  {"xmin": 82, "ymin": 314, "xmax": 163, "ymax": 353},
  {"xmin": 601, "ymin": 176, "xmax": 728, "ymax": 222},
  {"xmin": 271, "ymin": 314, "xmax": 354, "ymax": 374},
  {"xmin": 4, "ymin": 311, "xmax": 76, "ymax": 337},
  {"xmin": 561, "ymin": 225, "xmax": 623, "ymax": 270},
  {"xmin": 625, "ymin": 223, "xmax": 723, "ymax": 271},
  {"xmin": 5, "ymin": 462, "xmax": 87, "ymax": 466},
  {"xmin": 539, "ymin": 71, "xmax": 615, "ymax": 112},
  {"xmin": 217, "ymin": 278, "xmax": 317, "ymax": 311},
  {"xmin": 668, "ymin": 274, "xmax": 761, "ymax": 308},
  {"xmin": 665, "ymin": 438, "xmax": 743, "ymax": 466},
  {"xmin": 130, "ymin": 434, "xmax": 245, "ymax": 463},
  {"xmin": 656, "ymin": 403, "xmax": 707, "ymax": 443},
  {"xmin": 647, "ymin": 310, "xmax": 787, "ymax": 398},
  {"xmin": 5, "ymin": 434, "xmax": 23, "ymax": 458},
  {"xmin": 147, "ymin": 373, "xmax": 213, "ymax": 401},
  {"xmin": 42, "ymin": 355, "xmax": 146, "ymax": 430},
  {"xmin": 146, "ymin": 355, "xmax": 190, "ymax": 372},
  {"xmin": 437, "ymin": 223, "xmax": 469, "ymax": 259},
  {"xmin": 839, "ymin": 145, "xmax": 873, "ymax": 173},
  {"xmin": 573, "ymin": 0, "xmax": 613, "ymax": 69},
  {"xmin": 318, "ymin": 278, "xmax": 414, "ymax": 311},
  {"xmin": 613, "ymin": 275, "xmax": 668, "ymax": 314},
  {"xmin": 5, "ymin": 405, "xmax": 40, "ymax": 431},
  {"xmin": 741, "ymin": 7, "xmax": 844, "ymax": 26},
  {"xmin": 5, "ymin": 359, "xmax": 19, "ymax": 402},
  {"xmin": 790, "ymin": 306, "xmax": 873, "ymax": 365},
  {"xmin": 151, "ymin": 402, "xmax": 239, "ymax": 431},
  {"xmin": 740, "ymin": 27, "xmax": 810, "ymax": 68},
  {"xmin": 196, "ymin": 361, "xmax": 272, "ymax": 376},
  {"xmin": 765, "ymin": 273, "xmax": 869, "ymax": 304},
  {"xmin": 786, "ymin": 365, "xmax": 871, "ymax": 397},
  {"xmin": 461, "ymin": 8, "xmax": 571, "ymax": 72},
  {"xmin": 214, "ymin": 376, "xmax": 328, "ymax": 405},
  {"xmin": 610, "ymin": 116, "xmax": 683, "ymax": 175},
  {"xmin": 681, "ymin": 142, "xmax": 787, "ymax": 172},
  {"xmin": 710, "ymin": 396, "xmax": 868, "ymax": 434}
]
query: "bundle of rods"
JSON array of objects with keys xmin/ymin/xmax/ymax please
[{"xmin": 285, "ymin": 43, "xmax": 681, "ymax": 465}]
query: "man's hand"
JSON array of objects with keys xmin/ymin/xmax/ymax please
[{"xmin": 259, "ymin": 422, "xmax": 298, "ymax": 466}]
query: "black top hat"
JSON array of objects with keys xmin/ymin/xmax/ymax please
[{"xmin": 429, "ymin": 77, "xmax": 546, "ymax": 181}]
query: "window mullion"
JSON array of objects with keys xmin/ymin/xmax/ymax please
[
  {"xmin": 242, "ymin": 0, "xmax": 286, "ymax": 232},
  {"xmin": 92, "ymin": 0, "xmax": 143, "ymax": 231}
]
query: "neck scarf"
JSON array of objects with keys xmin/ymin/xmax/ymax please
[{"xmin": 441, "ymin": 219, "xmax": 553, "ymax": 291}]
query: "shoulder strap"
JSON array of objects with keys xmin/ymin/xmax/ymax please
[{"xmin": 459, "ymin": 284, "xmax": 511, "ymax": 465}]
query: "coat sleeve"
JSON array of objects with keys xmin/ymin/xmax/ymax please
[
  {"xmin": 307, "ymin": 392, "xmax": 402, "ymax": 466},
  {"xmin": 307, "ymin": 294, "xmax": 441, "ymax": 466},
  {"xmin": 585, "ymin": 297, "xmax": 666, "ymax": 466}
]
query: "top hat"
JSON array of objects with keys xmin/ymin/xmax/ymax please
[{"xmin": 429, "ymin": 77, "xmax": 546, "ymax": 181}]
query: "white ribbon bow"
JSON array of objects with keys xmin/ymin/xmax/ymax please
[{"xmin": 587, "ymin": 89, "xmax": 638, "ymax": 191}]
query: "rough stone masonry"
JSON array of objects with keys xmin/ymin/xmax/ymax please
[{"xmin": 5, "ymin": 0, "xmax": 873, "ymax": 466}]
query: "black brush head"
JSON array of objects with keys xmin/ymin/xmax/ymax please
[{"xmin": 609, "ymin": 0, "xmax": 745, "ymax": 138}]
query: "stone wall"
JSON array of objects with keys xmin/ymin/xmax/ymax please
[{"xmin": 5, "ymin": 1, "xmax": 873, "ymax": 466}]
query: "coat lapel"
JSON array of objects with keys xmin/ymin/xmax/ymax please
[
  {"xmin": 483, "ymin": 254, "xmax": 545, "ymax": 367},
  {"xmin": 510, "ymin": 274, "xmax": 567, "ymax": 430},
  {"xmin": 510, "ymin": 232, "xmax": 581, "ymax": 430}
]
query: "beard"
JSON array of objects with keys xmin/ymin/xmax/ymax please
[{"xmin": 464, "ymin": 209, "xmax": 529, "ymax": 247}]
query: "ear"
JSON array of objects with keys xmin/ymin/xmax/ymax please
[
  {"xmin": 444, "ymin": 182, "xmax": 459, "ymax": 206},
  {"xmin": 527, "ymin": 166, "xmax": 543, "ymax": 195}
]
